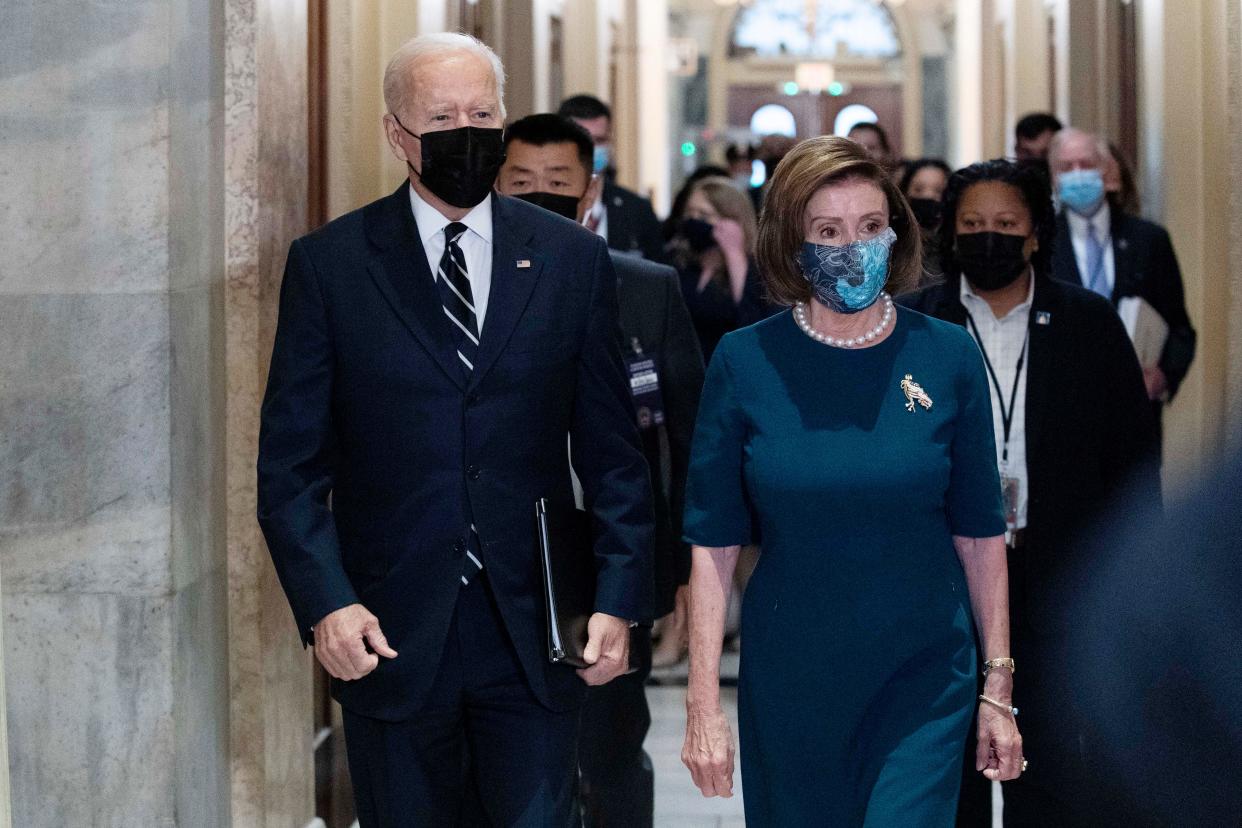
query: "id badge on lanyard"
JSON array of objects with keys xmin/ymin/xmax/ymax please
[
  {"xmin": 625, "ymin": 337, "xmax": 665, "ymax": 431},
  {"xmin": 965, "ymin": 314, "xmax": 1028, "ymax": 532},
  {"xmin": 999, "ymin": 465, "xmax": 1020, "ymax": 530}
]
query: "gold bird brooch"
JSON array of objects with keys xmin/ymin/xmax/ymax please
[{"xmin": 901, "ymin": 374, "xmax": 933, "ymax": 412}]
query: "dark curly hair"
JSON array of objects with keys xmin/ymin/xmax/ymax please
[{"xmin": 938, "ymin": 158, "xmax": 1056, "ymax": 280}]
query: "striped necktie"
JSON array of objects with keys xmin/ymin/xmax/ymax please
[
  {"xmin": 1085, "ymin": 222, "xmax": 1110, "ymax": 298},
  {"xmin": 434, "ymin": 222, "xmax": 485, "ymax": 586},
  {"xmin": 437, "ymin": 222, "xmax": 480, "ymax": 375}
]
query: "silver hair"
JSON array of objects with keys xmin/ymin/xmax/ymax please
[
  {"xmin": 1047, "ymin": 127, "xmax": 1106, "ymax": 168},
  {"xmin": 383, "ymin": 32, "xmax": 507, "ymax": 121}
]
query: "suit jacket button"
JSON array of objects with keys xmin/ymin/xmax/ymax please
[
  {"xmin": 453, "ymin": 539, "xmax": 466, "ymax": 555},
  {"xmin": 467, "ymin": 465, "xmax": 480, "ymax": 480},
  {"xmin": 467, "ymin": 393, "xmax": 481, "ymax": 406}
]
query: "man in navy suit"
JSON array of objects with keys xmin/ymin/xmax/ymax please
[
  {"xmin": 497, "ymin": 113, "xmax": 706, "ymax": 827},
  {"xmin": 558, "ymin": 95, "xmax": 668, "ymax": 263},
  {"xmin": 1048, "ymin": 128, "xmax": 1196, "ymax": 415},
  {"xmin": 257, "ymin": 33, "xmax": 654, "ymax": 827}
]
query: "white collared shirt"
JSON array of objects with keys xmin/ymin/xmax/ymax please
[
  {"xmin": 960, "ymin": 275, "xmax": 1035, "ymax": 530},
  {"xmin": 587, "ymin": 193, "xmax": 609, "ymax": 242},
  {"xmin": 408, "ymin": 185, "xmax": 495, "ymax": 327},
  {"xmin": 1066, "ymin": 201, "xmax": 1114, "ymax": 295}
]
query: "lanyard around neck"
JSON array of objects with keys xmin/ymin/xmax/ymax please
[{"xmin": 964, "ymin": 311, "xmax": 1029, "ymax": 464}]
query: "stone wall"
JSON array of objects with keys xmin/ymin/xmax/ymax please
[{"xmin": 0, "ymin": 0, "xmax": 312, "ymax": 823}]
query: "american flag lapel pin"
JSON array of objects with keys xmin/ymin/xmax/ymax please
[
  {"xmin": 516, "ymin": 259, "xmax": 531, "ymax": 269},
  {"xmin": 1036, "ymin": 311, "xmax": 1052, "ymax": 325}
]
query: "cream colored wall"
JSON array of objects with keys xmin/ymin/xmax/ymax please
[
  {"xmin": 954, "ymin": 0, "xmax": 1006, "ymax": 165},
  {"xmin": 324, "ymin": 1, "xmax": 444, "ymax": 219},
  {"xmin": 1228, "ymin": 0, "xmax": 1242, "ymax": 443},
  {"xmin": 1000, "ymin": 0, "xmax": 1052, "ymax": 153},
  {"xmin": 1136, "ymin": 0, "xmax": 1236, "ymax": 488}
]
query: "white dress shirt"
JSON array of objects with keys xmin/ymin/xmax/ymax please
[
  {"xmin": 409, "ymin": 186, "xmax": 495, "ymax": 328},
  {"xmin": 960, "ymin": 275, "xmax": 1035, "ymax": 530},
  {"xmin": 586, "ymin": 193, "xmax": 609, "ymax": 243},
  {"xmin": 1066, "ymin": 201, "xmax": 1114, "ymax": 296}
]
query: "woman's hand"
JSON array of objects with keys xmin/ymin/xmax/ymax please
[
  {"xmin": 976, "ymin": 672, "xmax": 1024, "ymax": 781},
  {"xmin": 682, "ymin": 705, "xmax": 736, "ymax": 798},
  {"xmin": 712, "ymin": 218, "xmax": 747, "ymax": 260}
]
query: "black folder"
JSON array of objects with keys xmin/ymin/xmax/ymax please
[{"xmin": 535, "ymin": 498, "xmax": 639, "ymax": 671}]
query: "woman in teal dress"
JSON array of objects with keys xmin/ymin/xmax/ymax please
[{"xmin": 680, "ymin": 137, "xmax": 1025, "ymax": 826}]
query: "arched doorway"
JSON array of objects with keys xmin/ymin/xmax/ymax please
[{"xmin": 723, "ymin": 0, "xmax": 905, "ymax": 151}]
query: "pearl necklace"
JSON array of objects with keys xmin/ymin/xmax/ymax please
[{"xmin": 793, "ymin": 293, "xmax": 894, "ymax": 348}]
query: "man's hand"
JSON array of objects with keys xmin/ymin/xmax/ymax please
[
  {"xmin": 1143, "ymin": 365, "xmax": 1169, "ymax": 401},
  {"xmin": 312, "ymin": 603, "xmax": 398, "ymax": 680},
  {"xmin": 575, "ymin": 612, "xmax": 631, "ymax": 686}
]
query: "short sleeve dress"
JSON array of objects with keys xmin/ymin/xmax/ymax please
[{"xmin": 683, "ymin": 306, "xmax": 1005, "ymax": 827}]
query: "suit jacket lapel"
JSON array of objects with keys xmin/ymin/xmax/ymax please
[
  {"xmin": 937, "ymin": 273, "xmax": 970, "ymax": 328},
  {"xmin": 468, "ymin": 195, "xmax": 546, "ymax": 389},
  {"xmin": 1053, "ymin": 213, "xmax": 1083, "ymax": 288},
  {"xmin": 364, "ymin": 185, "xmax": 467, "ymax": 391},
  {"xmin": 1023, "ymin": 276, "xmax": 1056, "ymax": 458},
  {"xmin": 1110, "ymin": 212, "xmax": 1137, "ymax": 304}
]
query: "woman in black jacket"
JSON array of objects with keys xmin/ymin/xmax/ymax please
[
  {"xmin": 667, "ymin": 176, "xmax": 774, "ymax": 361},
  {"xmin": 898, "ymin": 159, "xmax": 1161, "ymax": 828}
]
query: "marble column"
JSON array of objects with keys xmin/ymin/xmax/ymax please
[
  {"xmin": 0, "ymin": 0, "xmax": 229, "ymax": 824},
  {"xmin": 223, "ymin": 0, "xmax": 316, "ymax": 823},
  {"xmin": 0, "ymin": 0, "xmax": 316, "ymax": 824}
]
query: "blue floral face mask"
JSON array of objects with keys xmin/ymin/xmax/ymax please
[{"xmin": 800, "ymin": 227, "xmax": 897, "ymax": 314}]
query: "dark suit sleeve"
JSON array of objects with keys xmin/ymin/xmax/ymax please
[
  {"xmin": 658, "ymin": 272, "xmax": 706, "ymax": 585},
  {"xmin": 1090, "ymin": 304, "xmax": 1163, "ymax": 506},
  {"xmin": 1146, "ymin": 226, "xmax": 1196, "ymax": 397},
  {"xmin": 571, "ymin": 238, "xmax": 657, "ymax": 623},
  {"xmin": 257, "ymin": 239, "xmax": 358, "ymax": 644}
]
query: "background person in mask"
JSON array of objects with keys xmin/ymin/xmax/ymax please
[
  {"xmin": 898, "ymin": 158, "xmax": 1161, "ymax": 827},
  {"xmin": 662, "ymin": 164, "xmax": 730, "ymax": 244},
  {"xmin": 258, "ymin": 34, "xmax": 655, "ymax": 826},
  {"xmin": 670, "ymin": 176, "xmax": 773, "ymax": 361},
  {"xmin": 496, "ymin": 113, "xmax": 706, "ymax": 828},
  {"xmin": 559, "ymin": 94, "xmax": 667, "ymax": 262},
  {"xmin": 682, "ymin": 137, "xmax": 1023, "ymax": 826},
  {"xmin": 900, "ymin": 157, "xmax": 952, "ymax": 286},
  {"xmin": 1048, "ymin": 128, "xmax": 1196, "ymax": 418}
]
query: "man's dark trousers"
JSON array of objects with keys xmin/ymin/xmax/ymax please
[
  {"xmin": 578, "ymin": 632, "xmax": 654, "ymax": 828},
  {"xmin": 344, "ymin": 572, "xmax": 580, "ymax": 828}
]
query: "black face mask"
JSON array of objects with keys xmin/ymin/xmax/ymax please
[
  {"xmin": 680, "ymin": 218, "xmax": 717, "ymax": 253},
  {"xmin": 955, "ymin": 231, "xmax": 1030, "ymax": 291},
  {"xmin": 514, "ymin": 190, "xmax": 581, "ymax": 221},
  {"xmin": 908, "ymin": 198, "xmax": 943, "ymax": 231},
  {"xmin": 399, "ymin": 120, "xmax": 506, "ymax": 209}
]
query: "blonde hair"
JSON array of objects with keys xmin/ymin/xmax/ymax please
[{"xmin": 383, "ymin": 33, "xmax": 507, "ymax": 120}]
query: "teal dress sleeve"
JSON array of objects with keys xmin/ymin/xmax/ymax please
[
  {"xmin": 682, "ymin": 340, "xmax": 754, "ymax": 547},
  {"xmin": 947, "ymin": 332, "xmax": 1007, "ymax": 538}
]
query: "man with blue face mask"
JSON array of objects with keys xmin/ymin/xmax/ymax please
[
  {"xmin": 559, "ymin": 94, "xmax": 668, "ymax": 263},
  {"xmin": 1049, "ymin": 128, "xmax": 1196, "ymax": 423}
]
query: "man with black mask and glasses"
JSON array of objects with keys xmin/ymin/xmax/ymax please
[
  {"xmin": 498, "ymin": 113, "xmax": 705, "ymax": 827},
  {"xmin": 258, "ymin": 33, "xmax": 655, "ymax": 827}
]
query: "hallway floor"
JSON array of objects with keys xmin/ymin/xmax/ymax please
[{"xmin": 647, "ymin": 684, "xmax": 747, "ymax": 827}]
